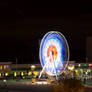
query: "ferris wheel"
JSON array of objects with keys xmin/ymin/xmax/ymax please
[{"xmin": 39, "ymin": 31, "xmax": 69, "ymax": 80}]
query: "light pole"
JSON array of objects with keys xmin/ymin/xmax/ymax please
[
  {"xmin": 85, "ymin": 57, "xmax": 88, "ymax": 84},
  {"xmin": 14, "ymin": 57, "xmax": 17, "ymax": 78},
  {"xmin": 31, "ymin": 65, "xmax": 36, "ymax": 83}
]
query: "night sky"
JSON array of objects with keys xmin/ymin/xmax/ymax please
[{"xmin": 0, "ymin": 1, "xmax": 92, "ymax": 64}]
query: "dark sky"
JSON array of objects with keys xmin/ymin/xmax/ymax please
[{"xmin": 0, "ymin": 1, "xmax": 92, "ymax": 63}]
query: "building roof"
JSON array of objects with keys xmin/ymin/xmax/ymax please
[{"xmin": 0, "ymin": 62, "xmax": 12, "ymax": 64}]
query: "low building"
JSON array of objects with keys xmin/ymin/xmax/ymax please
[
  {"xmin": 0, "ymin": 61, "xmax": 92, "ymax": 80},
  {"xmin": 0, "ymin": 62, "xmax": 12, "ymax": 78}
]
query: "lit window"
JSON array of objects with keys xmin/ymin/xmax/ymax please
[
  {"xmin": 28, "ymin": 72, "xmax": 32, "ymax": 75},
  {"xmin": 0, "ymin": 73, "xmax": 1, "ymax": 77},
  {"xmin": 21, "ymin": 72, "xmax": 24, "ymax": 76},
  {"xmin": 0, "ymin": 65, "xmax": 2, "ymax": 70},
  {"xmin": 5, "ymin": 73, "xmax": 8, "ymax": 76},
  {"xmin": 78, "ymin": 64, "xmax": 81, "ymax": 67},
  {"xmin": 4, "ymin": 65, "xmax": 9, "ymax": 69},
  {"xmin": 87, "ymin": 69, "xmax": 91, "ymax": 72},
  {"xmin": 33, "ymin": 71, "xmax": 38, "ymax": 76},
  {"xmin": 14, "ymin": 72, "xmax": 17, "ymax": 77}
]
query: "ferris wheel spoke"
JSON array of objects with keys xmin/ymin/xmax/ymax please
[
  {"xmin": 53, "ymin": 59, "xmax": 58, "ymax": 80},
  {"xmin": 39, "ymin": 59, "xmax": 50, "ymax": 78}
]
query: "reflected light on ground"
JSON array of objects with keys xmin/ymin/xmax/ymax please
[{"xmin": 34, "ymin": 81, "xmax": 50, "ymax": 85}]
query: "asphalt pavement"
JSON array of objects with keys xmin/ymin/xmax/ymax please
[
  {"xmin": 0, "ymin": 82, "xmax": 51, "ymax": 92},
  {"xmin": 0, "ymin": 82, "xmax": 92, "ymax": 92}
]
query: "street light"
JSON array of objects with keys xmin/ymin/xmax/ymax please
[
  {"xmin": 31, "ymin": 65, "xmax": 36, "ymax": 70},
  {"xmin": 30, "ymin": 65, "xmax": 36, "ymax": 83}
]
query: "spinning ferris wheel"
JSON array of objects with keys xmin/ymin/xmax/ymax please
[{"xmin": 39, "ymin": 31, "xmax": 69, "ymax": 80}]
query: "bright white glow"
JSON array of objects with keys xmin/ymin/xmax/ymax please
[
  {"xmin": 35, "ymin": 81, "xmax": 49, "ymax": 85},
  {"xmin": 86, "ymin": 72, "xmax": 88, "ymax": 75},
  {"xmin": 3, "ymin": 79, "xmax": 6, "ymax": 82},
  {"xmin": 5, "ymin": 73, "xmax": 8, "ymax": 76},
  {"xmin": 68, "ymin": 65, "xmax": 74, "ymax": 70},
  {"xmin": 31, "ymin": 65, "xmax": 36, "ymax": 69},
  {"xmin": 78, "ymin": 64, "xmax": 81, "ymax": 67}
]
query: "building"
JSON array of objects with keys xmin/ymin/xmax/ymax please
[
  {"xmin": 0, "ymin": 62, "xmax": 12, "ymax": 78},
  {"xmin": 0, "ymin": 61, "xmax": 92, "ymax": 80}
]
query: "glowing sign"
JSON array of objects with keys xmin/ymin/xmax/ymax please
[{"xmin": 89, "ymin": 64, "xmax": 92, "ymax": 66}]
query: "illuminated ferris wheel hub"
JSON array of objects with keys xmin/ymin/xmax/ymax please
[{"xmin": 39, "ymin": 31, "xmax": 69, "ymax": 80}]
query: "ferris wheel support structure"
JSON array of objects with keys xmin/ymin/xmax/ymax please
[{"xmin": 39, "ymin": 53, "xmax": 58, "ymax": 80}]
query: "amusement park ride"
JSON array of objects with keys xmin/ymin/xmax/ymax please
[{"xmin": 39, "ymin": 31, "xmax": 69, "ymax": 80}]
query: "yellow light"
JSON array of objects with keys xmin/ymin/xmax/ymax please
[
  {"xmin": 32, "ymin": 78, "xmax": 35, "ymax": 83},
  {"xmin": 68, "ymin": 65, "xmax": 74, "ymax": 70},
  {"xmin": 14, "ymin": 72, "xmax": 17, "ymax": 77},
  {"xmin": 21, "ymin": 72, "xmax": 24, "ymax": 76},
  {"xmin": 0, "ymin": 65, "xmax": 2, "ymax": 70},
  {"xmin": 87, "ymin": 69, "xmax": 91, "ymax": 72},
  {"xmin": 78, "ymin": 64, "xmax": 81, "ymax": 67},
  {"xmin": 28, "ymin": 72, "xmax": 32, "ymax": 75},
  {"xmin": 5, "ymin": 73, "xmax": 8, "ymax": 76},
  {"xmin": 75, "ymin": 70, "xmax": 78, "ymax": 73},
  {"xmin": 33, "ymin": 71, "xmax": 38, "ymax": 76},
  {"xmin": 0, "ymin": 73, "xmax": 1, "ymax": 77}
]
